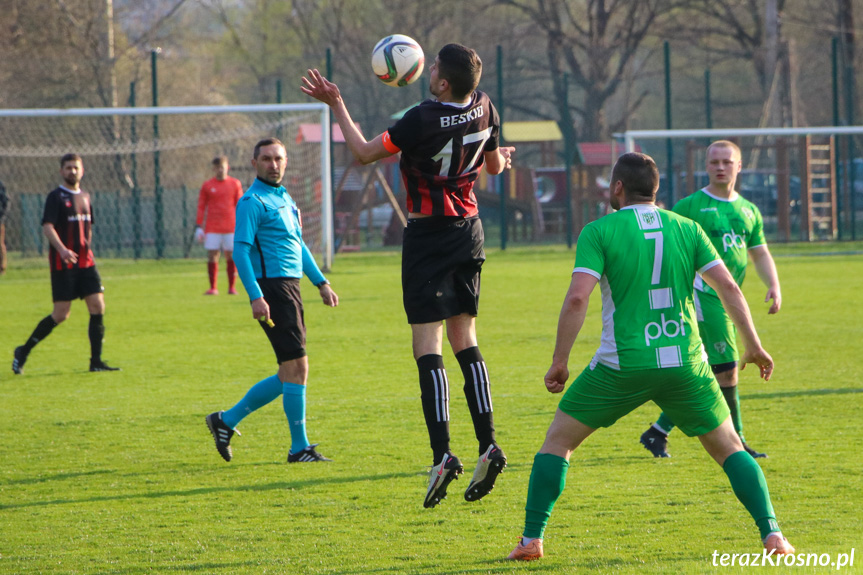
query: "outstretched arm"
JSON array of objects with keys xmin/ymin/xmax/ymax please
[
  {"xmin": 301, "ymin": 69, "xmax": 393, "ymax": 165},
  {"xmin": 702, "ymin": 262, "xmax": 774, "ymax": 381},
  {"xmin": 749, "ymin": 244, "xmax": 781, "ymax": 314}
]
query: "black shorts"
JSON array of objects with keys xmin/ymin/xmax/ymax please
[
  {"xmin": 402, "ymin": 216, "xmax": 485, "ymax": 324},
  {"xmin": 50, "ymin": 266, "xmax": 104, "ymax": 302},
  {"xmin": 258, "ymin": 278, "xmax": 307, "ymax": 363}
]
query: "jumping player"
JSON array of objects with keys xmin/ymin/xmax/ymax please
[
  {"xmin": 640, "ymin": 140, "xmax": 781, "ymax": 459},
  {"xmin": 301, "ymin": 43, "xmax": 515, "ymax": 507},
  {"xmin": 195, "ymin": 156, "xmax": 244, "ymax": 295}
]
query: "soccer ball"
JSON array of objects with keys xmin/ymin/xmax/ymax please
[{"xmin": 371, "ymin": 34, "xmax": 424, "ymax": 87}]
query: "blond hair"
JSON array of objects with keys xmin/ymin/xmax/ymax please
[{"xmin": 707, "ymin": 140, "xmax": 741, "ymax": 161}]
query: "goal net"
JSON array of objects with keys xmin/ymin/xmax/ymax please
[
  {"xmin": 621, "ymin": 127, "xmax": 863, "ymax": 242},
  {"xmin": 0, "ymin": 104, "xmax": 333, "ymax": 266}
]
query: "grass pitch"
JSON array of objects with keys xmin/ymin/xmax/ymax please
[{"xmin": 1, "ymin": 244, "xmax": 861, "ymax": 574}]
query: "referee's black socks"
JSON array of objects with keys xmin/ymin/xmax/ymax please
[{"xmin": 455, "ymin": 346, "xmax": 496, "ymax": 455}]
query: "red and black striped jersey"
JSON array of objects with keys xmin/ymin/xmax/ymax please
[
  {"xmin": 385, "ymin": 90, "xmax": 500, "ymax": 217},
  {"xmin": 42, "ymin": 186, "xmax": 95, "ymax": 270}
]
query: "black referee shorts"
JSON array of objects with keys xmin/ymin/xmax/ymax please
[
  {"xmin": 258, "ymin": 278, "xmax": 307, "ymax": 363},
  {"xmin": 50, "ymin": 266, "xmax": 104, "ymax": 302},
  {"xmin": 401, "ymin": 215, "xmax": 485, "ymax": 324}
]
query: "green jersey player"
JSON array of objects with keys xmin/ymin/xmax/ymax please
[
  {"xmin": 640, "ymin": 140, "xmax": 781, "ymax": 459},
  {"xmin": 506, "ymin": 152, "xmax": 793, "ymax": 561}
]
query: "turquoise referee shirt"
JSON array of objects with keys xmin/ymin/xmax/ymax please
[{"xmin": 233, "ymin": 177, "xmax": 326, "ymax": 301}]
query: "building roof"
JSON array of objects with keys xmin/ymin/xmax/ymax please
[
  {"xmin": 296, "ymin": 123, "xmax": 358, "ymax": 144},
  {"xmin": 502, "ymin": 121, "xmax": 562, "ymax": 143},
  {"xmin": 578, "ymin": 141, "xmax": 638, "ymax": 166}
]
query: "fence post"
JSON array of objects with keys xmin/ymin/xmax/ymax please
[
  {"xmin": 497, "ymin": 45, "xmax": 507, "ymax": 250},
  {"xmin": 129, "ymin": 81, "xmax": 141, "ymax": 259},
  {"xmin": 151, "ymin": 48, "xmax": 164, "ymax": 258}
]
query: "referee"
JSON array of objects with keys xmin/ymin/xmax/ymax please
[{"xmin": 206, "ymin": 138, "xmax": 339, "ymax": 464}]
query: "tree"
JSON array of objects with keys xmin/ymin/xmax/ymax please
[{"xmin": 491, "ymin": 0, "xmax": 684, "ymax": 144}]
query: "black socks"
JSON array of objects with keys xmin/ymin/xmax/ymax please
[
  {"xmin": 456, "ymin": 346, "xmax": 496, "ymax": 454},
  {"xmin": 22, "ymin": 315, "xmax": 57, "ymax": 353}
]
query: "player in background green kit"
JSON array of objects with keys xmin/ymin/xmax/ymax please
[
  {"xmin": 640, "ymin": 140, "xmax": 781, "ymax": 459},
  {"xmin": 506, "ymin": 152, "xmax": 794, "ymax": 561}
]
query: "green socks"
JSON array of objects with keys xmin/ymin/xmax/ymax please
[
  {"xmin": 721, "ymin": 386, "xmax": 745, "ymax": 439},
  {"xmin": 521, "ymin": 449, "xmax": 780, "ymax": 542},
  {"xmin": 723, "ymin": 450, "xmax": 779, "ymax": 539},
  {"xmin": 524, "ymin": 453, "xmax": 570, "ymax": 539},
  {"xmin": 655, "ymin": 412, "xmax": 676, "ymax": 434}
]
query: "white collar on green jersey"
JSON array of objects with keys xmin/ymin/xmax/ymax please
[
  {"xmin": 619, "ymin": 203, "xmax": 657, "ymax": 211},
  {"xmin": 701, "ymin": 187, "xmax": 739, "ymax": 202}
]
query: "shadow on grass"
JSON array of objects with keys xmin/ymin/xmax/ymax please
[
  {"xmin": 102, "ymin": 561, "xmax": 261, "ymax": 574},
  {"xmin": 741, "ymin": 387, "xmax": 863, "ymax": 401},
  {"xmin": 1, "ymin": 468, "xmax": 115, "ymax": 486},
  {"xmin": 0, "ymin": 471, "xmax": 418, "ymax": 510}
]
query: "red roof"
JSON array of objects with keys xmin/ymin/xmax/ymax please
[
  {"xmin": 296, "ymin": 123, "xmax": 359, "ymax": 144},
  {"xmin": 578, "ymin": 142, "xmax": 641, "ymax": 166}
]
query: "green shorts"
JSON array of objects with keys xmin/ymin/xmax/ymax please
[
  {"xmin": 694, "ymin": 290, "xmax": 738, "ymax": 365},
  {"xmin": 558, "ymin": 361, "xmax": 729, "ymax": 437}
]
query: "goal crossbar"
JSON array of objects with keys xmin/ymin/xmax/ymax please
[
  {"xmin": 0, "ymin": 103, "xmax": 334, "ymax": 269},
  {"xmin": 620, "ymin": 125, "xmax": 863, "ymax": 151}
]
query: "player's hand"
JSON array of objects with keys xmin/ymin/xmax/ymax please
[
  {"xmin": 60, "ymin": 247, "xmax": 77, "ymax": 265},
  {"xmin": 301, "ymin": 69, "xmax": 342, "ymax": 107},
  {"xmin": 318, "ymin": 284, "xmax": 338, "ymax": 307},
  {"xmin": 764, "ymin": 287, "xmax": 781, "ymax": 314},
  {"xmin": 739, "ymin": 346, "xmax": 774, "ymax": 381},
  {"xmin": 251, "ymin": 297, "xmax": 270, "ymax": 325},
  {"xmin": 499, "ymin": 146, "xmax": 516, "ymax": 170},
  {"xmin": 195, "ymin": 227, "xmax": 205, "ymax": 243},
  {"xmin": 544, "ymin": 362, "xmax": 569, "ymax": 394}
]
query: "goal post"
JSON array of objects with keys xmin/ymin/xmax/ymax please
[
  {"xmin": 0, "ymin": 103, "xmax": 334, "ymax": 268},
  {"xmin": 620, "ymin": 126, "xmax": 863, "ymax": 241}
]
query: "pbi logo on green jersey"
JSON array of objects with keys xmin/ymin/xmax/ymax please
[
  {"xmin": 644, "ymin": 312, "xmax": 687, "ymax": 346},
  {"xmin": 722, "ymin": 230, "xmax": 746, "ymax": 252}
]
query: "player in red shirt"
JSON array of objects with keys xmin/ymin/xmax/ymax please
[
  {"xmin": 12, "ymin": 153, "xmax": 119, "ymax": 374},
  {"xmin": 303, "ymin": 43, "xmax": 515, "ymax": 508},
  {"xmin": 195, "ymin": 156, "xmax": 244, "ymax": 295}
]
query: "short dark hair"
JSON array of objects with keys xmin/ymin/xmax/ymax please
[
  {"xmin": 254, "ymin": 138, "xmax": 285, "ymax": 159},
  {"xmin": 437, "ymin": 43, "xmax": 482, "ymax": 100},
  {"xmin": 212, "ymin": 155, "xmax": 228, "ymax": 166},
  {"xmin": 611, "ymin": 153, "xmax": 659, "ymax": 202},
  {"xmin": 60, "ymin": 153, "xmax": 82, "ymax": 167}
]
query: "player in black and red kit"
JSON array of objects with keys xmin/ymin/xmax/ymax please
[
  {"xmin": 302, "ymin": 43, "xmax": 515, "ymax": 508},
  {"xmin": 12, "ymin": 153, "xmax": 119, "ymax": 374}
]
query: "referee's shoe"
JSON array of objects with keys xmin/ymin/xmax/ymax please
[
  {"xmin": 206, "ymin": 411, "xmax": 240, "ymax": 462},
  {"xmin": 288, "ymin": 444, "xmax": 332, "ymax": 463}
]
